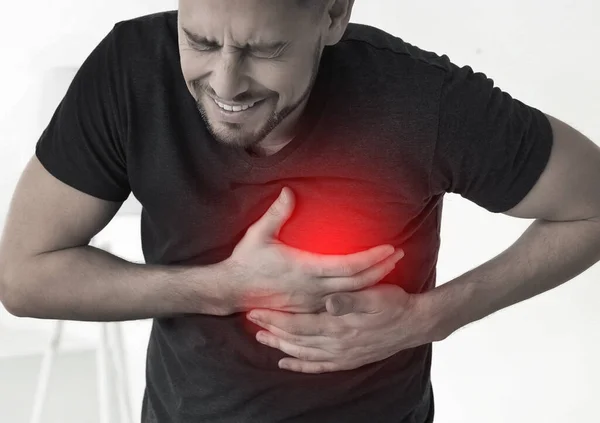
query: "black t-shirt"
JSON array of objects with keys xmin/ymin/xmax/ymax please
[{"xmin": 35, "ymin": 11, "xmax": 553, "ymax": 423}]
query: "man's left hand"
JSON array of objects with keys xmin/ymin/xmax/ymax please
[{"xmin": 246, "ymin": 284, "xmax": 431, "ymax": 374}]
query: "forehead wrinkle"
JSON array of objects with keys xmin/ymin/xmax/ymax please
[
  {"xmin": 179, "ymin": 0, "xmax": 302, "ymax": 49},
  {"xmin": 225, "ymin": 19, "xmax": 284, "ymax": 49}
]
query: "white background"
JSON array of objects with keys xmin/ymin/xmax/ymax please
[{"xmin": 0, "ymin": 1, "xmax": 599, "ymax": 422}]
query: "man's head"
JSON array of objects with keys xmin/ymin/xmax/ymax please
[{"xmin": 177, "ymin": 0, "xmax": 355, "ymax": 150}]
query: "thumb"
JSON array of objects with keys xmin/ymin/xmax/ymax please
[
  {"xmin": 326, "ymin": 293, "xmax": 360, "ymax": 316},
  {"xmin": 253, "ymin": 187, "xmax": 295, "ymax": 239}
]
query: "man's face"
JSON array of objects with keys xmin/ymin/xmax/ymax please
[{"xmin": 178, "ymin": 0, "xmax": 325, "ymax": 149}]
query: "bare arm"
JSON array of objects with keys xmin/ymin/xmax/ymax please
[
  {"xmin": 0, "ymin": 156, "xmax": 232, "ymax": 321},
  {"xmin": 417, "ymin": 115, "xmax": 600, "ymax": 342}
]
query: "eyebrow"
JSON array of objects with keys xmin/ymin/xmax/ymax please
[{"xmin": 182, "ymin": 27, "xmax": 287, "ymax": 52}]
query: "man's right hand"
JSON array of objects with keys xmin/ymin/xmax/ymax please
[{"xmin": 223, "ymin": 187, "xmax": 404, "ymax": 314}]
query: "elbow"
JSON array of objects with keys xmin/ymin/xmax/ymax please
[{"xmin": 0, "ymin": 266, "xmax": 27, "ymax": 318}]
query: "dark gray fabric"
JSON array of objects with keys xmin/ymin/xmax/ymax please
[{"xmin": 35, "ymin": 10, "xmax": 553, "ymax": 423}]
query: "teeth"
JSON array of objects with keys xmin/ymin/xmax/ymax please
[{"xmin": 214, "ymin": 99, "xmax": 257, "ymax": 112}]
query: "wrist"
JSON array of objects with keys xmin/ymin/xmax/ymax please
[
  {"xmin": 179, "ymin": 261, "xmax": 237, "ymax": 316},
  {"xmin": 217, "ymin": 258, "xmax": 247, "ymax": 314},
  {"xmin": 408, "ymin": 290, "xmax": 457, "ymax": 344}
]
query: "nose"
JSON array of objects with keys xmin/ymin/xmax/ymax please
[{"xmin": 209, "ymin": 51, "xmax": 250, "ymax": 101}]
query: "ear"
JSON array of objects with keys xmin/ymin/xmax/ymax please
[{"xmin": 323, "ymin": 0, "xmax": 355, "ymax": 46}]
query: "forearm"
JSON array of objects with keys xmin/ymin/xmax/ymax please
[
  {"xmin": 419, "ymin": 217, "xmax": 600, "ymax": 342},
  {"xmin": 1, "ymin": 245, "xmax": 233, "ymax": 321}
]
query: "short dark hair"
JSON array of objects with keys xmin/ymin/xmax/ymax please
[{"xmin": 296, "ymin": 0, "xmax": 327, "ymax": 14}]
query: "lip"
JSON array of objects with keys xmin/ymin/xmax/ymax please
[
  {"xmin": 212, "ymin": 97, "xmax": 259, "ymax": 108},
  {"xmin": 208, "ymin": 95, "xmax": 267, "ymax": 123}
]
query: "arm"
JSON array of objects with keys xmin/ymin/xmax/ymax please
[
  {"xmin": 0, "ymin": 156, "xmax": 233, "ymax": 321},
  {"xmin": 420, "ymin": 115, "xmax": 600, "ymax": 342}
]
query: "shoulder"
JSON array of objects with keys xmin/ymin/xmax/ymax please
[
  {"xmin": 337, "ymin": 23, "xmax": 452, "ymax": 78},
  {"xmin": 327, "ymin": 23, "xmax": 462, "ymax": 117},
  {"xmin": 338, "ymin": 24, "xmax": 500, "ymax": 113},
  {"xmin": 108, "ymin": 10, "xmax": 179, "ymax": 63},
  {"xmin": 94, "ymin": 10, "xmax": 181, "ymax": 98},
  {"xmin": 112, "ymin": 10, "xmax": 177, "ymax": 37}
]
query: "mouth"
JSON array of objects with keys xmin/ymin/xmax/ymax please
[
  {"xmin": 212, "ymin": 97, "xmax": 265, "ymax": 113},
  {"xmin": 206, "ymin": 94, "xmax": 269, "ymax": 123}
]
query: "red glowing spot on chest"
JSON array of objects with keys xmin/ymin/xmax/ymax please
[{"xmin": 277, "ymin": 200, "xmax": 382, "ymax": 255}]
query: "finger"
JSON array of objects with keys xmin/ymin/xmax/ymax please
[
  {"xmin": 298, "ymin": 244, "xmax": 396, "ymax": 278},
  {"xmin": 253, "ymin": 322, "xmax": 329, "ymax": 347},
  {"xmin": 323, "ymin": 248, "xmax": 404, "ymax": 293},
  {"xmin": 256, "ymin": 331, "xmax": 333, "ymax": 361},
  {"xmin": 278, "ymin": 359, "xmax": 340, "ymax": 374},
  {"xmin": 326, "ymin": 289, "xmax": 380, "ymax": 316},
  {"xmin": 325, "ymin": 293, "xmax": 355, "ymax": 316},
  {"xmin": 248, "ymin": 310, "xmax": 333, "ymax": 336},
  {"xmin": 248, "ymin": 187, "xmax": 294, "ymax": 240}
]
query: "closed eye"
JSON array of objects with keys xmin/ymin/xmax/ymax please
[
  {"xmin": 183, "ymin": 28, "xmax": 220, "ymax": 52},
  {"xmin": 188, "ymin": 40, "xmax": 220, "ymax": 52},
  {"xmin": 250, "ymin": 45, "xmax": 286, "ymax": 59},
  {"xmin": 181, "ymin": 27, "xmax": 288, "ymax": 58}
]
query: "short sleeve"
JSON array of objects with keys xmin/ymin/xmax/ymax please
[
  {"xmin": 429, "ymin": 63, "xmax": 554, "ymax": 213},
  {"xmin": 35, "ymin": 25, "xmax": 130, "ymax": 202}
]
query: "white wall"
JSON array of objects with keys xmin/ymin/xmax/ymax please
[
  {"xmin": 1, "ymin": 1, "xmax": 599, "ymax": 422},
  {"xmin": 0, "ymin": 2, "xmax": 175, "ymax": 422}
]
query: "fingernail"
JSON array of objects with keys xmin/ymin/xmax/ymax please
[
  {"xmin": 381, "ymin": 245, "xmax": 394, "ymax": 256},
  {"xmin": 280, "ymin": 188, "xmax": 288, "ymax": 203},
  {"xmin": 331, "ymin": 297, "xmax": 343, "ymax": 314}
]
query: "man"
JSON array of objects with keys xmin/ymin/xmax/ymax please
[{"xmin": 1, "ymin": 0, "xmax": 599, "ymax": 422}]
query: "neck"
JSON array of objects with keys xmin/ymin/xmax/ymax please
[{"xmin": 249, "ymin": 95, "xmax": 311, "ymax": 157}]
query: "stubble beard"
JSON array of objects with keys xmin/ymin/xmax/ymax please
[{"xmin": 194, "ymin": 44, "xmax": 323, "ymax": 150}]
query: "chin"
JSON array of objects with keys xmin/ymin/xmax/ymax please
[
  {"xmin": 208, "ymin": 123, "xmax": 262, "ymax": 148},
  {"xmin": 197, "ymin": 96, "xmax": 285, "ymax": 149}
]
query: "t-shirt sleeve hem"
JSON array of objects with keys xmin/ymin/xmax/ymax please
[
  {"xmin": 482, "ymin": 109, "xmax": 554, "ymax": 214},
  {"xmin": 35, "ymin": 143, "xmax": 130, "ymax": 203}
]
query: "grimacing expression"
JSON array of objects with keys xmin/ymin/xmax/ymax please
[{"xmin": 177, "ymin": 0, "xmax": 350, "ymax": 150}]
